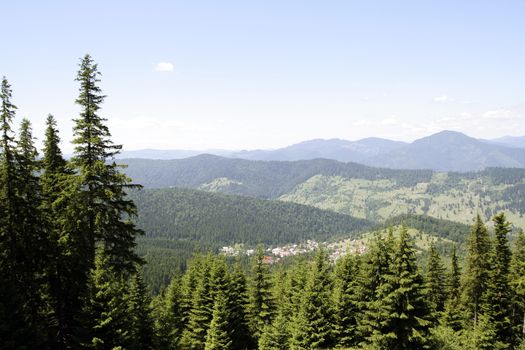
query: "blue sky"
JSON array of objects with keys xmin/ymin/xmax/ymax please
[{"xmin": 2, "ymin": 0, "xmax": 525, "ymax": 151}]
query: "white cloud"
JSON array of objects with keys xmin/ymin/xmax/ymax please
[
  {"xmin": 155, "ymin": 62, "xmax": 174, "ymax": 72},
  {"xmin": 380, "ymin": 117, "xmax": 398, "ymax": 126},
  {"xmin": 433, "ymin": 95, "xmax": 450, "ymax": 102},
  {"xmin": 482, "ymin": 109, "xmax": 523, "ymax": 121}
]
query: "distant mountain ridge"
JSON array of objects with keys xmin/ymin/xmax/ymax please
[{"xmin": 118, "ymin": 130, "xmax": 525, "ymax": 171}]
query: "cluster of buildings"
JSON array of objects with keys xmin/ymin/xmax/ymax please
[{"xmin": 220, "ymin": 238, "xmax": 367, "ymax": 264}]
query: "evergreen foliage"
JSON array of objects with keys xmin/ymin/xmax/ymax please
[
  {"xmin": 483, "ymin": 212, "xmax": 513, "ymax": 346},
  {"xmin": 462, "ymin": 214, "xmax": 491, "ymax": 324},
  {"xmin": 3, "ymin": 56, "xmax": 525, "ymax": 350},
  {"xmin": 426, "ymin": 244, "xmax": 448, "ymax": 313},
  {"xmin": 441, "ymin": 245, "xmax": 463, "ymax": 331},
  {"xmin": 248, "ymin": 246, "xmax": 275, "ymax": 341},
  {"xmin": 511, "ymin": 229, "xmax": 525, "ymax": 344},
  {"xmin": 334, "ymin": 253, "xmax": 361, "ymax": 347},
  {"xmin": 368, "ymin": 227, "xmax": 432, "ymax": 349},
  {"xmin": 291, "ymin": 249, "xmax": 335, "ymax": 349},
  {"xmin": 128, "ymin": 270, "xmax": 155, "ymax": 350}
]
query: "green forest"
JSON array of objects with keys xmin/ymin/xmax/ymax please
[{"xmin": 2, "ymin": 55, "xmax": 525, "ymax": 350}]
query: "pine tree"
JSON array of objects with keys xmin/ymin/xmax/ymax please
[
  {"xmin": 128, "ymin": 269, "xmax": 155, "ymax": 350},
  {"xmin": 70, "ymin": 54, "xmax": 142, "ymax": 272},
  {"xmin": 368, "ymin": 226, "xmax": 432, "ymax": 349},
  {"xmin": 511, "ymin": 229, "xmax": 525, "ymax": 343},
  {"xmin": 248, "ymin": 245, "xmax": 274, "ymax": 341},
  {"xmin": 204, "ymin": 292, "xmax": 233, "ymax": 350},
  {"xmin": 482, "ymin": 212, "xmax": 513, "ymax": 346},
  {"xmin": 462, "ymin": 214, "xmax": 491, "ymax": 325},
  {"xmin": 291, "ymin": 248, "xmax": 335, "ymax": 349},
  {"xmin": 334, "ymin": 253, "xmax": 361, "ymax": 347},
  {"xmin": 426, "ymin": 244, "xmax": 447, "ymax": 313}
]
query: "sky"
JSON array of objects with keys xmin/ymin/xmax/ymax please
[{"xmin": 1, "ymin": 0, "xmax": 525, "ymax": 152}]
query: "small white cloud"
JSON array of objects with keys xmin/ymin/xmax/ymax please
[
  {"xmin": 433, "ymin": 95, "xmax": 450, "ymax": 102},
  {"xmin": 380, "ymin": 117, "xmax": 398, "ymax": 126},
  {"xmin": 482, "ymin": 109, "xmax": 522, "ymax": 121},
  {"xmin": 155, "ymin": 62, "xmax": 174, "ymax": 72}
]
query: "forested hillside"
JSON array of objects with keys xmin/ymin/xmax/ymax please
[
  {"xmin": 120, "ymin": 155, "xmax": 434, "ymax": 196},
  {"xmin": 151, "ymin": 217, "xmax": 525, "ymax": 349},
  {"xmin": 121, "ymin": 155, "xmax": 525, "ymax": 226},
  {"xmin": 3, "ymin": 54, "xmax": 525, "ymax": 350},
  {"xmin": 130, "ymin": 188, "xmax": 372, "ymax": 245}
]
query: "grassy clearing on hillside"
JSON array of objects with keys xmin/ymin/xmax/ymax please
[{"xmin": 279, "ymin": 174, "xmax": 525, "ymax": 227}]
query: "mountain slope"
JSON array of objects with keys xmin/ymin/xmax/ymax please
[
  {"xmin": 231, "ymin": 137, "xmax": 406, "ymax": 162},
  {"xmin": 130, "ymin": 187, "xmax": 373, "ymax": 245},
  {"xmin": 490, "ymin": 136, "xmax": 525, "ymax": 148},
  {"xmin": 365, "ymin": 130, "xmax": 525, "ymax": 171},
  {"xmin": 121, "ymin": 155, "xmax": 433, "ymax": 197}
]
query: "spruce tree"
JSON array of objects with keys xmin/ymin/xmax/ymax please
[
  {"xmin": 204, "ymin": 292, "xmax": 233, "ymax": 350},
  {"xmin": 128, "ymin": 269, "xmax": 155, "ymax": 350},
  {"xmin": 0, "ymin": 77, "xmax": 42, "ymax": 347},
  {"xmin": 368, "ymin": 226, "xmax": 432, "ymax": 349},
  {"xmin": 153, "ymin": 275, "xmax": 184, "ymax": 349},
  {"xmin": 70, "ymin": 54, "xmax": 142, "ymax": 272},
  {"xmin": 442, "ymin": 245, "xmax": 463, "ymax": 331},
  {"xmin": 41, "ymin": 113, "xmax": 87, "ymax": 349},
  {"xmin": 511, "ymin": 229, "xmax": 525, "ymax": 343},
  {"xmin": 258, "ymin": 311, "xmax": 291, "ymax": 350},
  {"xmin": 334, "ymin": 253, "xmax": 361, "ymax": 347},
  {"xmin": 182, "ymin": 255, "xmax": 215, "ymax": 349},
  {"xmin": 248, "ymin": 245, "xmax": 274, "ymax": 341},
  {"xmin": 357, "ymin": 229, "xmax": 396, "ymax": 342},
  {"xmin": 462, "ymin": 214, "xmax": 491, "ymax": 325},
  {"xmin": 85, "ymin": 250, "xmax": 132, "ymax": 349},
  {"xmin": 291, "ymin": 248, "xmax": 335, "ymax": 349},
  {"xmin": 426, "ymin": 244, "xmax": 447, "ymax": 313},
  {"xmin": 41, "ymin": 114, "xmax": 75, "ymax": 349},
  {"xmin": 41, "ymin": 114, "xmax": 68, "ymax": 201},
  {"xmin": 14, "ymin": 118, "xmax": 48, "ymax": 343},
  {"xmin": 482, "ymin": 212, "xmax": 513, "ymax": 346},
  {"xmin": 228, "ymin": 260, "xmax": 253, "ymax": 349}
]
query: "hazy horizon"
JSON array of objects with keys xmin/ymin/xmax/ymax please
[{"xmin": 2, "ymin": 1, "xmax": 524, "ymax": 153}]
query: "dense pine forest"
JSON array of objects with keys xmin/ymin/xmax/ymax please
[{"xmin": 2, "ymin": 56, "xmax": 525, "ymax": 350}]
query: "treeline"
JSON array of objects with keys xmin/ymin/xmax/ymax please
[
  {"xmin": 148, "ymin": 214, "xmax": 525, "ymax": 350},
  {"xmin": 0, "ymin": 56, "xmax": 147, "ymax": 348}
]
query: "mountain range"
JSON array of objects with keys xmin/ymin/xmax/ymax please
[{"xmin": 118, "ymin": 130, "xmax": 525, "ymax": 172}]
